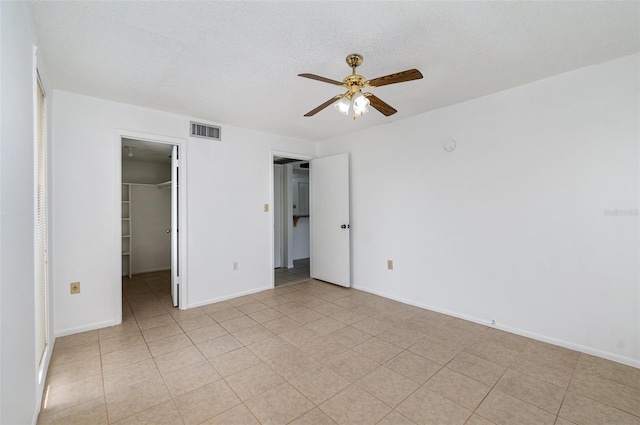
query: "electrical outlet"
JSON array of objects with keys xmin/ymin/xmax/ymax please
[
  {"xmin": 387, "ymin": 260, "xmax": 394, "ymax": 270},
  {"xmin": 70, "ymin": 282, "xmax": 80, "ymax": 294},
  {"xmin": 233, "ymin": 262, "xmax": 239, "ymax": 271},
  {"xmin": 491, "ymin": 319, "xmax": 496, "ymax": 326}
]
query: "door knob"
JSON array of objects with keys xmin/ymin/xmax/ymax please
[
  {"xmin": 166, "ymin": 229, "xmax": 171, "ymax": 233},
  {"xmin": 340, "ymin": 224, "xmax": 350, "ymax": 229}
]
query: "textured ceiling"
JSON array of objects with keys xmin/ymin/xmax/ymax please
[{"xmin": 28, "ymin": 1, "xmax": 639, "ymax": 142}]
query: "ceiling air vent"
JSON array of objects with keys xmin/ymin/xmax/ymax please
[{"xmin": 190, "ymin": 121, "xmax": 221, "ymax": 141}]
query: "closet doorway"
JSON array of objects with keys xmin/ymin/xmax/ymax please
[
  {"xmin": 273, "ymin": 154, "xmax": 312, "ymax": 287},
  {"xmin": 120, "ymin": 136, "xmax": 183, "ymax": 308}
]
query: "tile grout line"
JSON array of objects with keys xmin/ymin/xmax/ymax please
[
  {"xmin": 553, "ymin": 351, "xmax": 581, "ymax": 425},
  {"xmin": 562, "ymin": 354, "xmax": 640, "ymax": 419},
  {"xmin": 99, "ymin": 339, "xmax": 111, "ymax": 425},
  {"xmin": 466, "ymin": 334, "xmax": 532, "ymax": 425},
  {"xmin": 119, "ymin": 276, "xmax": 183, "ymax": 425},
  {"xmin": 41, "ymin": 272, "xmax": 638, "ymax": 425}
]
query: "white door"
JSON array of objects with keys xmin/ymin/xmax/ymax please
[
  {"xmin": 171, "ymin": 145, "xmax": 179, "ymax": 307},
  {"xmin": 273, "ymin": 165, "xmax": 283, "ymax": 268},
  {"xmin": 310, "ymin": 153, "xmax": 351, "ymax": 287}
]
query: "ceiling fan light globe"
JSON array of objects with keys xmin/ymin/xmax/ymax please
[
  {"xmin": 334, "ymin": 98, "xmax": 350, "ymax": 115},
  {"xmin": 352, "ymin": 93, "xmax": 370, "ymax": 115}
]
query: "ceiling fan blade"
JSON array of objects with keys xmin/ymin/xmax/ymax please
[
  {"xmin": 298, "ymin": 73, "xmax": 344, "ymax": 86},
  {"xmin": 366, "ymin": 94, "xmax": 397, "ymax": 116},
  {"xmin": 368, "ymin": 69, "xmax": 423, "ymax": 87},
  {"xmin": 304, "ymin": 95, "xmax": 341, "ymax": 117}
]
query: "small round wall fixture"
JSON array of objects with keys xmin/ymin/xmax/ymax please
[{"xmin": 443, "ymin": 139, "xmax": 456, "ymax": 152}]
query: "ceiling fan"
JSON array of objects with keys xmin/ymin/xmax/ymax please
[{"xmin": 298, "ymin": 54, "xmax": 423, "ymax": 119}]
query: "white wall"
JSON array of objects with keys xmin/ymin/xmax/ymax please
[
  {"xmin": 0, "ymin": 2, "xmax": 54, "ymax": 423},
  {"xmin": 122, "ymin": 159, "xmax": 171, "ymax": 184},
  {"xmin": 293, "ymin": 218, "xmax": 310, "ymax": 260},
  {"xmin": 51, "ymin": 90, "xmax": 315, "ymax": 335},
  {"xmin": 186, "ymin": 126, "xmax": 315, "ymax": 305},
  {"xmin": 318, "ymin": 54, "xmax": 640, "ymax": 367},
  {"xmin": 130, "ymin": 185, "xmax": 171, "ymax": 274}
]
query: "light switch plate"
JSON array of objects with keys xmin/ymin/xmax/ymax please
[{"xmin": 264, "ymin": 204, "xmax": 269, "ymax": 212}]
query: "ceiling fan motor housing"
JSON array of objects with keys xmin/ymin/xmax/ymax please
[
  {"xmin": 343, "ymin": 74, "xmax": 368, "ymax": 98},
  {"xmin": 346, "ymin": 53, "xmax": 364, "ymax": 69}
]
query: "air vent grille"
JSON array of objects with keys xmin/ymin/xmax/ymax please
[{"xmin": 190, "ymin": 121, "xmax": 221, "ymax": 140}]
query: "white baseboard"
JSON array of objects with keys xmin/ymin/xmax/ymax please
[
  {"xmin": 32, "ymin": 338, "xmax": 55, "ymax": 425},
  {"xmin": 54, "ymin": 319, "xmax": 116, "ymax": 338},
  {"xmin": 131, "ymin": 266, "xmax": 171, "ymax": 275},
  {"xmin": 353, "ymin": 284, "xmax": 640, "ymax": 369},
  {"xmin": 187, "ymin": 285, "xmax": 273, "ymax": 309}
]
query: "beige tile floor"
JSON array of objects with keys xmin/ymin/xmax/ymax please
[
  {"xmin": 38, "ymin": 271, "xmax": 640, "ymax": 425},
  {"xmin": 275, "ymin": 258, "xmax": 310, "ymax": 287}
]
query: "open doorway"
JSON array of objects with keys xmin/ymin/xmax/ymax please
[
  {"xmin": 120, "ymin": 136, "xmax": 183, "ymax": 309},
  {"xmin": 273, "ymin": 155, "xmax": 312, "ymax": 286}
]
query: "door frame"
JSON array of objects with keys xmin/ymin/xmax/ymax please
[
  {"xmin": 114, "ymin": 130, "xmax": 188, "ymax": 323},
  {"xmin": 270, "ymin": 150, "xmax": 313, "ymax": 288}
]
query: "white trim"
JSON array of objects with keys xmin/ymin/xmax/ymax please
[
  {"xmin": 32, "ymin": 45, "xmax": 54, "ymax": 424},
  {"xmin": 32, "ymin": 43, "xmax": 39, "ymax": 366},
  {"xmin": 353, "ymin": 284, "xmax": 640, "ymax": 369},
  {"xmin": 132, "ymin": 266, "xmax": 171, "ymax": 275},
  {"xmin": 114, "ymin": 130, "xmax": 188, "ymax": 318},
  {"xmin": 271, "ymin": 151, "xmax": 314, "ymax": 162},
  {"xmin": 187, "ymin": 285, "xmax": 273, "ymax": 309},
  {"xmin": 54, "ymin": 320, "xmax": 116, "ymax": 338}
]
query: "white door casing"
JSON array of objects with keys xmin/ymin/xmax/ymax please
[
  {"xmin": 117, "ymin": 130, "xmax": 187, "ymax": 323},
  {"xmin": 270, "ymin": 151, "xmax": 313, "ymax": 288},
  {"xmin": 310, "ymin": 153, "xmax": 351, "ymax": 287}
]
